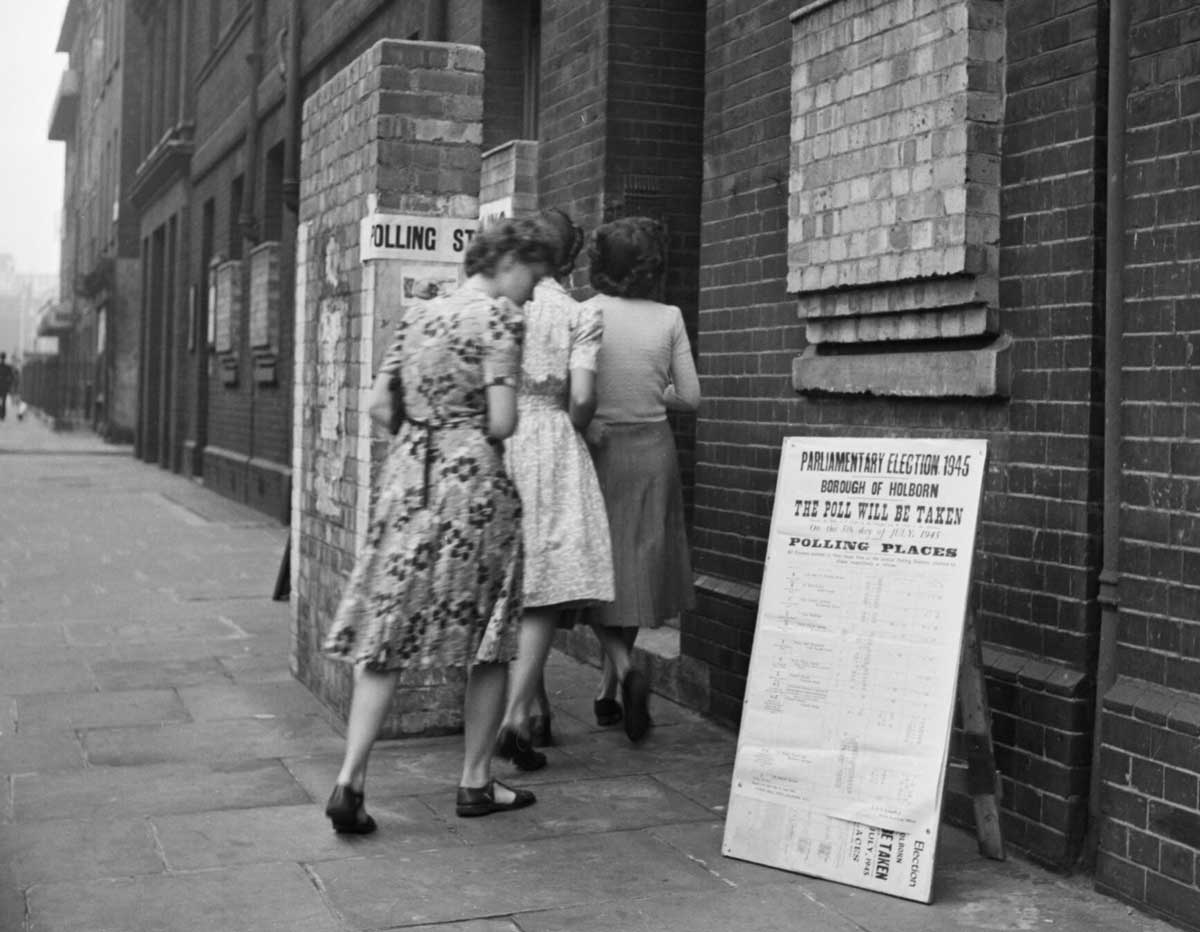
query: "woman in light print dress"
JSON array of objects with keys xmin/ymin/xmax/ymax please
[
  {"xmin": 492, "ymin": 208, "xmax": 615, "ymax": 773},
  {"xmin": 582, "ymin": 216, "xmax": 700, "ymax": 744},
  {"xmin": 321, "ymin": 217, "xmax": 557, "ymax": 832}
]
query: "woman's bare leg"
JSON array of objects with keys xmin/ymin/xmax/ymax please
[
  {"xmin": 501, "ymin": 609, "xmax": 558, "ymax": 732},
  {"xmin": 461, "ymin": 661, "xmax": 520, "ymax": 802},
  {"xmin": 334, "ymin": 666, "xmax": 400, "ymax": 791}
]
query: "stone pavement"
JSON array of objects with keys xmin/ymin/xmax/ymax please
[{"xmin": 0, "ymin": 419, "xmax": 1179, "ymax": 932}]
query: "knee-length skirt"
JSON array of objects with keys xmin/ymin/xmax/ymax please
[
  {"xmin": 322, "ymin": 423, "xmax": 524, "ymax": 672},
  {"xmin": 584, "ymin": 420, "xmax": 694, "ymax": 629}
]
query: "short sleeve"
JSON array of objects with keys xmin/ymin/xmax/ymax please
[
  {"xmin": 482, "ymin": 298, "xmax": 526, "ymax": 388},
  {"xmin": 376, "ymin": 318, "xmax": 408, "ymax": 377},
  {"xmin": 568, "ymin": 303, "xmax": 604, "ymax": 372}
]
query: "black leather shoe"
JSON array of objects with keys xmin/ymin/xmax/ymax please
[
  {"xmin": 325, "ymin": 784, "xmax": 377, "ymax": 835},
  {"xmin": 621, "ymin": 670, "xmax": 651, "ymax": 743},
  {"xmin": 529, "ymin": 714, "xmax": 554, "ymax": 747},
  {"xmin": 495, "ymin": 726, "xmax": 547, "ymax": 771},
  {"xmin": 593, "ymin": 697, "xmax": 623, "ymax": 727},
  {"xmin": 455, "ymin": 780, "xmax": 537, "ymax": 817}
]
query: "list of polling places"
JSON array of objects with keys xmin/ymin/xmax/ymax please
[{"xmin": 724, "ymin": 436, "xmax": 987, "ymax": 901}]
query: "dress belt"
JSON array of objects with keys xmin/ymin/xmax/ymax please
[{"xmin": 402, "ymin": 414, "xmax": 488, "ymax": 507}]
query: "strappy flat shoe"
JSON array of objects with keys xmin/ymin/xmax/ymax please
[
  {"xmin": 621, "ymin": 669, "xmax": 651, "ymax": 743},
  {"xmin": 593, "ymin": 697, "xmax": 623, "ymax": 727},
  {"xmin": 495, "ymin": 725, "xmax": 547, "ymax": 771},
  {"xmin": 325, "ymin": 784, "xmax": 377, "ymax": 835},
  {"xmin": 455, "ymin": 780, "xmax": 537, "ymax": 818}
]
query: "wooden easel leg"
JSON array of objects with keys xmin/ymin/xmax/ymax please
[{"xmin": 958, "ymin": 609, "xmax": 1006, "ymax": 860}]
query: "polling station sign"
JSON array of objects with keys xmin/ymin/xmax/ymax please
[{"xmin": 360, "ymin": 214, "xmax": 480, "ymax": 263}]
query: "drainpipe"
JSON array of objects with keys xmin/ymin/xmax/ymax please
[
  {"xmin": 282, "ymin": 0, "xmax": 302, "ymax": 214},
  {"xmin": 239, "ymin": 0, "xmax": 265, "ymax": 243},
  {"xmin": 1087, "ymin": 0, "xmax": 1128, "ymax": 860},
  {"xmin": 424, "ymin": 0, "xmax": 447, "ymax": 42}
]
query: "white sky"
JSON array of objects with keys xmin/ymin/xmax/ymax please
[{"xmin": 0, "ymin": 1, "xmax": 70, "ymax": 277}]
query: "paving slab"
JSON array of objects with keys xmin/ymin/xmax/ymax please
[
  {"xmin": 62, "ymin": 615, "xmax": 250, "ymax": 646},
  {"xmin": 80, "ymin": 716, "xmax": 344, "ymax": 766},
  {"xmin": 514, "ymin": 882, "xmax": 862, "ymax": 932},
  {"xmin": 421, "ymin": 774, "xmax": 715, "ymax": 845},
  {"xmin": 555, "ymin": 720, "xmax": 738, "ymax": 779},
  {"xmin": 0, "ymin": 660, "xmax": 97, "ymax": 695},
  {"xmin": 0, "ymin": 817, "xmax": 164, "ymax": 886},
  {"xmin": 26, "ymin": 861, "xmax": 340, "ymax": 932},
  {"xmin": 12, "ymin": 689, "xmax": 191, "ymax": 734},
  {"xmin": 282, "ymin": 743, "xmax": 471, "ymax": 805},
  {"xmin": 0, "ymin": 731, "xmax": 86, "ymax": 774},
  {"xmin": 88, "ymin": 656, "xmax": 229, "ymax": 690},
  {"xmin": 310, "ymin": 830, "xmax": 727, "ymax": 930},
  {"xmin": 175, "ymin": 681, "xmax": 330, "ymax": 721},
  {"xmin": 0, "ymin": 622, "xmax": 69, "ymax": 647},
  {"xmin": 13, "ymin": 760, "xmax": 310, "ymax": 821},
  {"xmin": 650, "ymin": 763, "xmax": 736, "ymax": 813},
  {"xmin": 151, "ymin": 802, "xmax": 463, "ymax": 871}
]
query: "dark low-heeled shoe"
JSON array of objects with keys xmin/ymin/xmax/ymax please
[
  {"xmin": 325, "ymin": 784, "xmax": 377, "ymax": 835},
  {"xmin": 495, "ymin": 726, "xmax": 548, "ymax": 771},
  {"xmin": 621, "ymin": 669, "xmax": 651, "ymax": 744},
  {"xmin": 455, "ymin": 779, "xmax": 537, "ymax": 818},
  {"xmin": 528, "ymin": 713, "xmax": 554, "ymax": 747},
  {"xmin": 593, "ymin": 697, "xmax": 623, "ymax": 727}
]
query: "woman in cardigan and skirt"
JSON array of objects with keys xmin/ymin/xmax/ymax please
[{"xmin": 582, "ymin": 216, "xmax": 700, "ymax": 743}]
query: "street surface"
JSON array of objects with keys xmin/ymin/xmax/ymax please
[{"xmin": 0, "ymin": 416, "xmax": 1177, "ymax": 931}]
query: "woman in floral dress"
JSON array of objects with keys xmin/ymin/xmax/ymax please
[
  {"xmin": 322, "ymin": 218, "xmax": 556, "ymax": 831},
  {"xmin": 493, "ymin": 209, "xmax": 614, "ymax": 772}
]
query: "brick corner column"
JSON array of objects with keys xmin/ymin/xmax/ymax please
[{"xmin": 292, "ymin": 38, "xmax": 484, "ymax": 738}]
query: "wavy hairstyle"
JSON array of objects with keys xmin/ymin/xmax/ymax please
[
  {"xmin": 587, "ymin": 216, "xmax": 667, "ymax": 299},
  {"xmin": 464, "ymin": 216, "xmax": 558, "ymax": 277},
  {"xmin": 538, "ymin": 208, "xmax": 585, "ymax": 279}
]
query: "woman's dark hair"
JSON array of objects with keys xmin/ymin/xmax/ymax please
[
  {"xmin": 464, "ymin": 216, "xmax": 557, "ymax": 277},
  {"xmin": 539, "ymin": 207, "xmax": 585, "ymax": 279},
  {"xmin": 587, "ymin": 216, "xmax": 667, "ymax": 299}
]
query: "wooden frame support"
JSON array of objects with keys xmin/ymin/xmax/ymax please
[{"xmin": 945, "ymin": 608, "xmax": 1006, "ymax": 860}]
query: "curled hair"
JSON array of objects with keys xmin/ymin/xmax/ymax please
[
  {"xmin": 464, "ymin": 216, "xmax": 558, "ymax": 277},
  {"xmin": 538, "ymin": 207, "xmax": 585, "ymax": 279},
  {"xmin": 587, "ymin": 217, "xmax": 667, "ymax": 299}
]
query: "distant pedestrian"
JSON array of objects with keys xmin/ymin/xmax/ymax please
[
  {"xmin": 0, "ymin": 353, "xmax": 17, "ymax": 421},
  {"xmin": 582, "ymin": 217, "xmax": 700, "ymax": 743},
  {"xmin": 321, "ymin": 217, "xmax": 557, "ymax": 833},
  {"xmin": 493, "ymin": 209, "xmax": 614, "ymax": 772}
]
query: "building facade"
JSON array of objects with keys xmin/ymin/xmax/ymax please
[
  {"xmin": 47, "ymin": 0, "xmax": 144, "ymax": 440},
  {"xmin": 46, "ymin": 0, "xmax": 1199, "ymax": 926}
]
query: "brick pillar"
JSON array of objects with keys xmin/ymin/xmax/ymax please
[
  {"xmin": 291, "ymin": 39, "xmax": 484, "ymax": 738},
  {"xmin": 480, "ymin": 139, "xmax": 539, "ymax": 222}
]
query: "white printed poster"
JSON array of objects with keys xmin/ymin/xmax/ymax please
[{"xmin": 722, "ymin": 436, "xmax": 988, "ymax": 903}]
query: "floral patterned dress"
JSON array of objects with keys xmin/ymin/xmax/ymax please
[
  {"xmin": 505, "ymin": 279, "xmax": 614, "ymax": 609},
  {"xmin": 323, "ymin": 281, "xmax": 525, "ymax": 672}
]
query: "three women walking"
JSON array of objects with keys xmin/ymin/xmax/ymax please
[{"xmin": 321, "ymin": 212, "xmax": 699, "ymax": 833}]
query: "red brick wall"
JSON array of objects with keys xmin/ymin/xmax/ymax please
[
  {"xmin": 538, "ymin": 0, "xmax": 705, "ymax": 500},
  {"xmin": 1095, "ymin": 4, "xmax": 1200, "ymax": 927},
  {"xmin": 694, "ymin": 0, "xmax": 1110, "ymax": 868},
  {"xmin": 538, "ymin": 0, "xmax": 610, "ymax": 228},
  {"xmin": 186, "ymin": 0, "xmax": 427, "ymax": 519},
  {"xmin": 983, "ymin": 0, "xmax": 1108, "ymax": 864}
]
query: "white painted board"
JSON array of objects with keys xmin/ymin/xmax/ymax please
[{"xmin": 723, "ymin": 436, "xmax": 988, "ymax": 903}]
